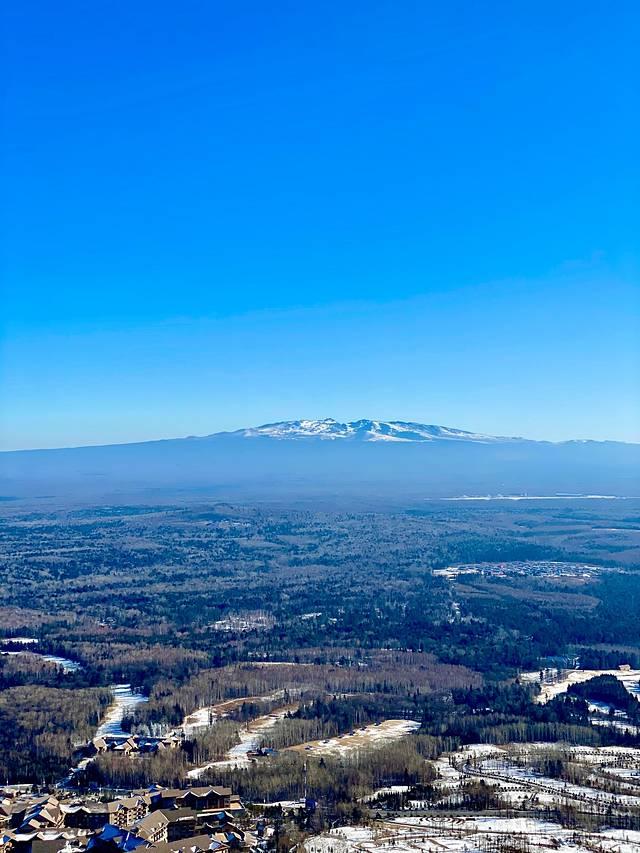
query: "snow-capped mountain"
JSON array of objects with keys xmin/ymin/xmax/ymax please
[
  {"xmin": 3, "ymin": 417, "xmax": 637, "ymax": 500},
  {"xmin": 225, "ymin": 418, "xmax": 520, "ymax": 443}
]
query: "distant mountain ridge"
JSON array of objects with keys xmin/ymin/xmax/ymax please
[
  {"xmin": 221, "ymin": 418, "xmax": 519, "ymax": 443},
  {"xmin": 1, "ymin": 418, "xmax": 638, "ymax": 502}
]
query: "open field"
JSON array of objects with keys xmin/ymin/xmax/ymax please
[{"xmin": 286, "ymin": 720, "xmax": 421, "ymax": 756}]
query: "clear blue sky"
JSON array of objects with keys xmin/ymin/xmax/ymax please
[{"xmin": 1, "ymin": 1, "xmax": 638, "ymax": 450}]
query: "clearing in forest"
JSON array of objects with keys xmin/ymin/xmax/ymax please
[{"xmin": 286, "ymin": 719, "xmax": 420, "ymax": 755}]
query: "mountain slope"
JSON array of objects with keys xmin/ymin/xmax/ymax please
[{"xmin": 223, "ymin": 418, "xmax": 520, "ymax": 443}]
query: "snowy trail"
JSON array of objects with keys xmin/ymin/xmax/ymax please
[
  {"xmin": 95, "ymin": 684, "xmax": 148, "ymax": 738},
  {"xmin": 187, "ymin": 704, "xmax": 297, "ymax": 778},
  {"xmin": 179, "ymin": 690, "xmax": 287, "ymax": 737},
  {"xmin": 58, "ymin": 685, "xmax": 147, "ymax": 786}
]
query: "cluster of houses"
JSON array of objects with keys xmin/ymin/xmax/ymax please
[
  {"xmin": 87, "ymin": 736, "xmax": 181, "ymax": 759},
  {"xmin": 0, "ymin": 786, "xmax": 255, "ymax": 853}
]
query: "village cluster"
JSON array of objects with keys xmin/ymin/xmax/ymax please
[
  {"xmin": 433, "ymin": 560, "xmax": 602, "ymax": 580},
  {"xmin": 0, "ymin": 785, "xmax": 255, "ymax": 853}
]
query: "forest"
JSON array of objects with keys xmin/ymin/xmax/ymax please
[
  {"xmin": 1, "ymin": 497, "xmax": 639, "ymax": 789},
  {"xmin": 0, "ymin": 684, "xmax": 112, "ymax": 783}
]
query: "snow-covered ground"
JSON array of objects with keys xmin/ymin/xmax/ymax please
[
  {"xmin": 431, "ymin": 744, "xmax": 506, "ymax": 790},
  {"xmin": 186, "ymin": 714, "xmax": 418, "ymax": 777},
  {"xmin": 179, "ymin": 691, "xmax": 286, "ymax": 737},
  {"xmin": 0, "ymin": 648, "xmax": 81, "ymax": 673},
  {"xmin": 187, "ymin": 705, "xmax": 297, "ymax": 777},
  {"xmin": 95, "ymin": 684, "xmax": 148, "ymax": 737},
  {"xmin": 508, "ymin": 742, "xmax": 640, "ymax": 769},
  {"xmin": 41, "ymin": 654, "xmax": 82, "ymax": 673},
  {"xmin": 471, "ymin": 756, "xmax": 640, "ymax": 807},
  {"xmin": 307, "ymin": 741, "xmax": 640, "ymax": 853},
  {"xmin": 360, "ymin": 785, "xmax": 411, "ymax": 803},
  {"xmin": 309, "ymin": 820, "xmax": 640, "ymax": 853},
  {"xmin": 521, "ymin": 667, "xmax": 640, "ymax": 704},
  {"xmin": 253, "ymin": 798, "xmax": 307, "ymax": 810},
  {"xmin": 427, "ymin": 742, "xmax": 640, "ymax": 812},
  {"xmin": 232, "ymin": 419, "xmax": 513, "ymax": 444},
  {"xmin": 0, "ymin": 636, "xmax": 39, "ymax": 645},
  {"xmin": 287, "ymin": 720, "xmax": 421, "ymax": 756},
  {"xmin": 59, "ymin": 685, "xmax": 148, "ymax": 786},
  {"xmin": 591, "ymin": 716, "xmax": 640, "ymax": 735},
  {"xmin": 304, "ymin": 820, "xmax": 640, "ymax": 853},
  {"xmin": 444, "ymin": 494, "xmax": 622, "ymax": 501}
]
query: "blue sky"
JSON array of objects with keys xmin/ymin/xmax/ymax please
[{"xmin": 1, "ymin": 1, "xmax": 638, "ymax": 449}]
